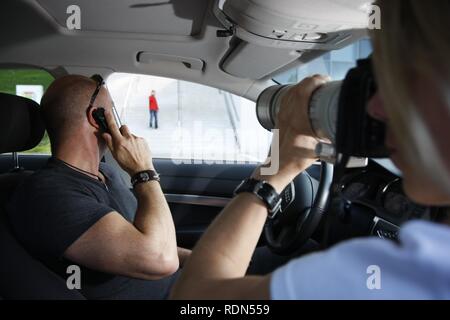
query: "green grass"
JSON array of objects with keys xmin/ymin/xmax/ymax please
[
  {"xmin": 0, "ymin": 69, "xmax": 54, "ymax": 154},
  {"xmin": 0, "ymin": 69, "xmax": 53, "ymax": 95}
]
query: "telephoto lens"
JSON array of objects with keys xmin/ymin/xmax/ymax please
[
  {"xmin": 256, "ymin": 58, "xmax": 387, "ymax": 164},
  {"xmin": 256, "ymin": 81, "xmax": 342, "ymax": 144}
]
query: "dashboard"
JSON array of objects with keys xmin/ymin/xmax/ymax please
[
  {"xmin": 328, "ymin": 161, "xmax": 433, "ymax": 243},
  {"xmin": 340, "ymin": 171, "xmax": 429, "ymax": 225}
]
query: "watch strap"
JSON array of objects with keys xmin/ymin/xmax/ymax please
[
  {"xmin": 131, "ymin": 170, "xmax": 160, "ymax": 187},
  {"xmin": 234, "ymin": 178, "xmax": 282, "ymax": 218}
]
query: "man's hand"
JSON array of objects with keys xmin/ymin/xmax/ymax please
[{"xmin": 102, "ymin": 109, "xmax": 153, "ymax": 176}]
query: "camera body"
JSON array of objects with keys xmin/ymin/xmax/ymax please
[{"xmin": 256, "ymin": 58, "xmax": 389, "ymax": 163}]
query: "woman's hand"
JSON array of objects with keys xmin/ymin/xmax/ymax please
[
  {"xmin": 277, "ymin": 75, "xmax": 330, "ymax": 170},
  {"xmin": 256, "ymin": 75, "xmax": 330, "ymax": 191}
]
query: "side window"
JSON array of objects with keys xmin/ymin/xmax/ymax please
[
  {"xmin": 274, "ymin": 39, "xmax": 373, "ymax": 84},
  {"xmin": 107, "ymin": 74, "xmax": 272, "ymax": 163},
  {"xmin": 0, "ymin": 69, "xmax": 54, "ymax": 154}
]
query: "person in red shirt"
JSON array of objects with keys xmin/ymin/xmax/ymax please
[{"xmin": 149, "ymin": 90, "xmax": 159, "ymax": 129}]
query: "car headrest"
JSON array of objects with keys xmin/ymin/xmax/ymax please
[{"xmin": 0, "ymin": 93, "xmax": 45, "ymax": 154}]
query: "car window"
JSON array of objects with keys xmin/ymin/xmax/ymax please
[
  {"xmin": 274, "ymin": 39, "xmax": 373, "ymax": 84},
  {"xmin": 107, "ymin": 74, "xmax": 272, "ymax": 164},
  {"xmin": 0, "ymin": 69, "xmax": 54, "ymax": 154}
]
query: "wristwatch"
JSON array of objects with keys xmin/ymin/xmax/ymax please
[
  {"xmin": 234, "ymin": 178, "xmax": 282, "ymax": 219},
  {"xmin": 131, "ymin": 170, "xmax": 160, "ymax": 188}
]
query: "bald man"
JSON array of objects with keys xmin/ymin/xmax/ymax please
[{"xmin": 8, "ymin": 75, "xmax": 190, "ymax": 299}]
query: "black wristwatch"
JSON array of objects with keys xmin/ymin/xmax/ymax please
[
  {"xmin": 131, "ymin": 170, "xmax": 160, "ymax": 188},
  {"xmin": 234, "ymin": 178, "xmax": 282, "ymax": 219}
]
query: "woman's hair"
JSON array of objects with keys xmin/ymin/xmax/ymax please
[{"xmin": 371, "ymin": 0, "xmax": 450, "ymax": 192}]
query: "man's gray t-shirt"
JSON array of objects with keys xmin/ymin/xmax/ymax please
[{"xmin": 7, "ymin": 157, "xmax": 178, "ymax": 300}]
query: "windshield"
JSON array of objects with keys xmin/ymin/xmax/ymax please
[{"xmin": 274, "ymin": 39, "xmax": 372, "ymax": 84}]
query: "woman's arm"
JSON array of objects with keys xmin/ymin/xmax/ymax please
[
  {"xmin": 170, "ymin": 173, "xmax": 294, "ymax": 299},
  {"xmin": 170, "ymin": 76, "xmax": 328, "ymax": 300}
]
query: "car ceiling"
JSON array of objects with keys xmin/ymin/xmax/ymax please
[{"xmin": 0, "ymin": 0, "xmax": 369, "ymax": 100}]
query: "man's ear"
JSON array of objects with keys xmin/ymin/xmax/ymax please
[{"xmin": 87, "ymin": 107, "xmax": 101, "ymax": 130}]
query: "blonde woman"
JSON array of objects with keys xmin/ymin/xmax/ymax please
[{"xmin": 171, "ymin": 0, "xmax": 450, "ymax": 300}]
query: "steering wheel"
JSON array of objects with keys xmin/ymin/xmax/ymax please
[{"xmin": 264, "ymin": 162, "xmax": 334, "ymax": 256}]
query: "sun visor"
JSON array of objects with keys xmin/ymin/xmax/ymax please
[
  {"xmin": 220, "ymin": 41, "xmax": 302, "ymax": 80},
  {"xmin": 217, "ymin": 0, "xmax": 369, "ymax": 79},
  {"xmin": 222, "ymin": 0, "xmax": 370, "ymax": 48}
]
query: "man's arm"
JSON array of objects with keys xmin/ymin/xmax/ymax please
[
  {"xmin": 65, "ymin": 110, "xmax": 179, "ymax": 280},
  {"xmin": 171, "ymin": 76, "xmax": 328, "ymax": 299}
]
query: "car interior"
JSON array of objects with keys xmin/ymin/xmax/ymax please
[{"xmin": 0, "ymin": 0, "xmax": 444, "ymax": 300}]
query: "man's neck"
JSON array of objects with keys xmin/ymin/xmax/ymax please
[{"xmin": 53, "ymin": 136, "xmax": 101, "ymax": 176}]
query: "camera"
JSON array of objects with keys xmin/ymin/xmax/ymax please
[{"xmin": 256, "ymin": 58, "xmax": 389, "ymax": 163}]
